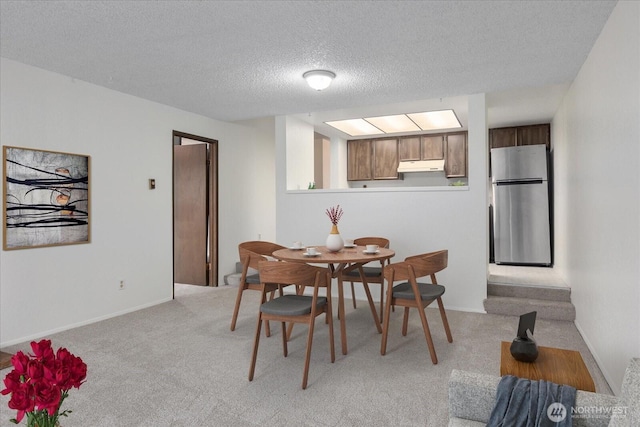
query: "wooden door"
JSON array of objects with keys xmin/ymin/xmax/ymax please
[{"xmin": 174, "ymin": 144, "xmax": 207, "ymax": 285}]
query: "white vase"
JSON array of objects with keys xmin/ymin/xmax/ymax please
[{"xmin": 325, "ymin": 224, "xmax": 344, "ymax": 252}]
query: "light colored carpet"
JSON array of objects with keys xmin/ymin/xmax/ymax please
[{"xmin": 0, "ymin": 284, "xmax": 611, "ymax": 426}]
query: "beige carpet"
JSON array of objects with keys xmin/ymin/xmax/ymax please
[{"xmin": 0, "ymin": 284, "xmax": 611, "ymax": 426}]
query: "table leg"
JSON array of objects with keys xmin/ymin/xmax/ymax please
[{"xmin": 358, "ymin": 265, "xmax": 382, "ymax": 333}]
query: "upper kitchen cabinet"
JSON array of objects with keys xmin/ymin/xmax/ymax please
[
  {"xmin": 347, "ymin": 138, "xmax": 399, "ymax": 180},
  {"xmin": 489, "ymin": 127, "xmax": 517, "ymax": 149},
  {"xmin": 398, "ymin": 135, "xmax": 444, "ymax": 161},
  {"xmin": 518, "ymin": 124, "xmax": 550, "ymax": 147},
  {"xmin": 422, "ymin": 135, "xmax": 445, "ymax": 160},
  {"xmin": 373, "ymin": 138, "xmax": 399, "ymax": 180},
  {"xmin": 445, "ymin": 132, "xmax": 467, "ymax": 178},
  {"xmin": 347, "ymin": 139, "xmax": 373, "ymax": 181},
  {"xmin": 489, "ymin": 123, "xmax": 550, "ymax": 149},
  {"xmin": 398, "ymin": 136, "xmax": 421, "ymax": 161}
]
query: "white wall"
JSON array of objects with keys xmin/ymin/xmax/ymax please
[
  {"xmin": 552, "ymin": 1, "xmax": 640, "ymax": 394},
  {"xmin": 275, "ymin": 94, "xmax": 488, "ymax": 312},
  {"xmin": 0, "ymin": 58, "xmax": 275, "ymax": 345},
  {"xmin": 285, "ymin": 116, "xmax": 315, "ymax": 190}
]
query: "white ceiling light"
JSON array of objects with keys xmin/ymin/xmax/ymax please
[
  {"xmin": 324, "ymin": 119, "xmax": 384, "ymax": 136},
  {"xmin": 325, "ymin": 109, "xmax": 462, "ymax": 137},
  {"xmin": 407, "ymin": 110, "xmax": 461, "ymax": 131},
  {"xmin": 303, "ymin": 70, "xmax": 336, "ymax": 91},
  {"xmin": 364, "ymin": 114, "xmax": 421, "ymax": 133}
]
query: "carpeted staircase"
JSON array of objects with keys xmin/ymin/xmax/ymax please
[{"xmin": 483, "ymin": 265, "xmax": 576, "ymax": 321}]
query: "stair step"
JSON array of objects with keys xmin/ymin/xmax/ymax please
[
  {"xmin": 483, "ymin": 296, "xmax": 576, "ymax": 321},
  {"xmin": 487, "ymin": 283, "xmax": 571, "ymax": 302}
]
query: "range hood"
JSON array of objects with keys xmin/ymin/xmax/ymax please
[{"xmin": 397, "ymin": 159, "xmax": 445, "ymax": 173}]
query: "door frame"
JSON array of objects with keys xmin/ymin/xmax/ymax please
[{"xmin": 172, "ymin": 130, "xmax": 219, "ymax": 293}]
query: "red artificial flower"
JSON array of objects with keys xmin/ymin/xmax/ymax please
[
  {"xmin": 31, "ymin": 339, "xmax": 55, "ymax": 366},
  {"xmin": 9, "ymin": 351, "xmax": 29, "ymax": 375},
  {"xmin": 1, "ymin": 370, "xmax": 22, "ymax": 395},
  {"xmin": 33, "ymin": 380, "xmax": 62, "ymax": 416},
  {"xmin": 2, "ymin": 340, "xmax": 87, "ymax": 426},
  {"xmin": 7, "ymin": 382, "xmax": 34, "ymax": 423}
]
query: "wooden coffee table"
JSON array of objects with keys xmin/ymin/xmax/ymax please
[{"xmin": 500, "ymin": 341, "xmax": 596, "ymax": 392}]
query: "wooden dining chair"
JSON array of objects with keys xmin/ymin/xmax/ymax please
[
  {"xmin": 380, "ymin": 250, "xmax": 453, "ymax": 364},
  {"xmin": 230, "ymin": 241, "xmax": 286, "ymax": 336},
  {"xmin": 249, "ymin": 260, "xmax": 335, "ymax": 389},
  {"xmin": 342, "ymin": 237, "xmax": 390, "ymax": 318}
]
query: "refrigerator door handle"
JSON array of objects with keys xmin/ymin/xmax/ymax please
[{"xmin": 496, "ymin": 178, "xmax": 544, "ymax": 186}]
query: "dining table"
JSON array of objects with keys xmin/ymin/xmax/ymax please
[{"xmin": 272, "ymin": 245, "xmax": 395, "ymax": 355}]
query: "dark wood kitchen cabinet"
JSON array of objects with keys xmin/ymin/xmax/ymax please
[
  {"xmin": 373, "ymin": 138, "xmax": 399, "ymax": 179},
  {"xmin": 422, "ymin": 135, "xmax": 445, "ymax": 160},
  {"xmin": 489, "ymin": 124, "xmax": 550, "ymax": 150},
  {"xmin": 489, "ymin": 127, "xmax": 517, "ymax": 149},
  {"xmin": 398, "ymin": 137, "xmax": 420, "ymax": 161},
  {"xmin": 347, "ymin": 138, "xmax": 398, "ymax": 180},
  {"xmin": 347, "ymin": 139, "xmax": 373, "ymax": 181},
  {"xmin": 445, "ymin": 133, "xmax": 467, "ymax": 178},
  {"xmin": 518, "ymin": 124, "xmax": 550, "ymax": 147},
  {"xmin": 398, "ymin": 135, "xmax": 444, "ymax": 161}
]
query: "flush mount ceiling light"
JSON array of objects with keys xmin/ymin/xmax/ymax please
[
  {"xmin": 303, "ymin": 70, "xmax": 336, "ymax": 91},
  {"xmin": 325, "ymin": 109, "xmax": 461, "ymax": 136}
]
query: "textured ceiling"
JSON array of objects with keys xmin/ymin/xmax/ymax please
[{"xmin": 0, "ymin": 1, "xmax": 616, "ymax": 128}]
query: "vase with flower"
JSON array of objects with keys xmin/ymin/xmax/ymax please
[
  {"xmin": 325, "ymin": 205, "xmax": 344, "ymax": 252},
  {"xmin": 1, "ymin": 339, "xmax": 87, "ymax": 427}
]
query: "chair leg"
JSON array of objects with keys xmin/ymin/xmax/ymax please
[
  {"xmin": 379, "ymin": 283, "xmax": 384, "ymax": 321},
  {"xmin": 248, "ymin": 312, "xmax": 263, "ymax": 381},
  {"xmin": 417, "ymin": 306, "xmax": 438, "ymax": 364},
  {"xmin": 281, "ymin": 321, "xmax": 288, "ymax": 357},
  {"xmin": 302, "ymin": 318, "xmax": 316, "ymax": 389},
  {"xmin": 437, "ymin": 297, "xmax": 453, "ymax": 343},
  {"xmin": 380, "ymin": 298, "xmax": 393, "ymax": 356},
  {"xmin": 350, "ymin": 281, "xmax": 357, "ymax": 309},
  {"xmin": 402, "ymin": 307, "xmax": 410, "ymax": 336},
  {"xmin": 230, "ymin": 284, "xmax": 246, "ymax": 331}
]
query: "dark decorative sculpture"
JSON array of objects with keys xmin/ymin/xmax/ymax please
[{"xmin": 510, "ymin": 311, "xmax": 539, "ymax": 362}]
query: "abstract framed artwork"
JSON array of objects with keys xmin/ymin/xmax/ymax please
[{"xmin": 3, "ymin": 146, "xmax": 90, "ymax": 250}]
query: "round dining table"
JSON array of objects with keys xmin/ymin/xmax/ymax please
[{"xmin": 272, "ymin": 245, "xmax": 395, "ymax": 355}]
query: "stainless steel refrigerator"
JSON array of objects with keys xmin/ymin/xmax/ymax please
[{"xmin": 491, "ymin": 144, "xmax": 551, "ymax": 266}]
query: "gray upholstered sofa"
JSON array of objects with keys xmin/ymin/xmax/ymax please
[{"xmin": 448, "ymin": 358, "xmax": 639, "ymax": 427}]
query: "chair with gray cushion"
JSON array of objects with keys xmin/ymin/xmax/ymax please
[
  {"xmin": 230, "ymin": 241, "xmax": 286, "ymax": 336},
  {"xmin": 380, "ymin": 249, "xmax": 453, "ymax": 364},
  {"xmin": 249, "ymin": 260, "xmax": 335, "ymax": 389}
]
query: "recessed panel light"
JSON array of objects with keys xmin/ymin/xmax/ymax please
[
  {"xmin": 407, "ymin": 110, "xmax": 461, "ymax": 131},
  {"xmin": 364, "ymin": 114, "xmax": 420, "ymax": 133},
  {"xmin": 325, "ymin": 119, "xmax": 385, "ymax": 136}
]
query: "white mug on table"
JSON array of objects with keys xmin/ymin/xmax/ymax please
[
  {"xmin": 366, "ymin": 244, "xmax": 379, "ymax": 252},
  {"xmin": 306, "ymin": 247, "xmax": 318, "ymax": 255}
]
